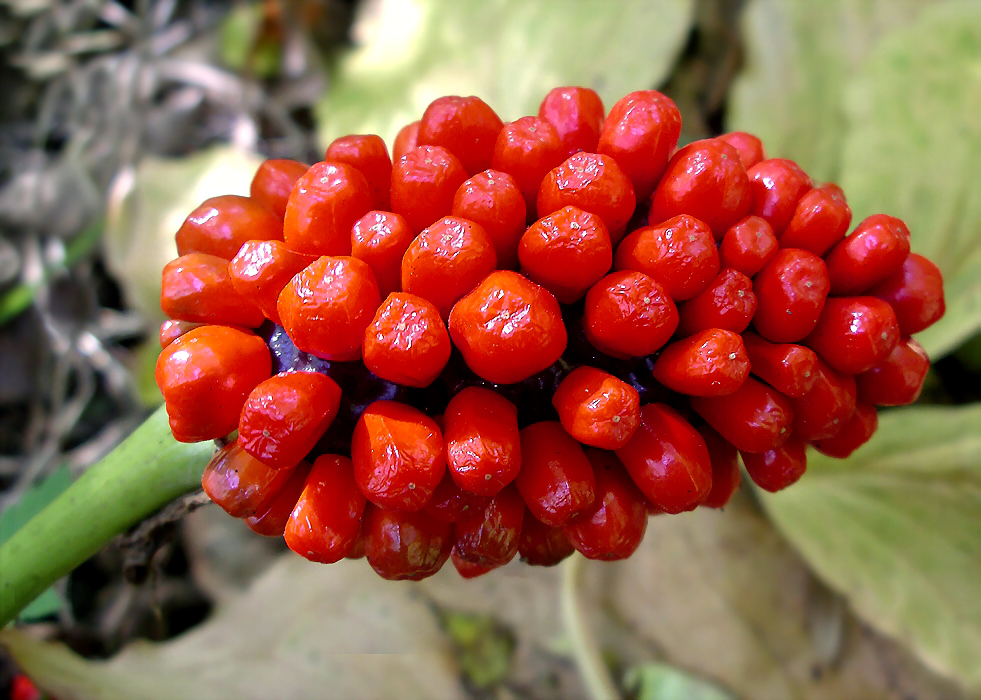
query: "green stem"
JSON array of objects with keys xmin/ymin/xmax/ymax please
[
  {"xmin": 0, "ymin": 406, "xmax": 213, "ymax": 627},
  {"xmin": 561, "ymin": 553, "xmax": 621, "ymax": 700}
]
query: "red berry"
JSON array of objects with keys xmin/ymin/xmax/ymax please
[
  {"xmin": 518, "ymin": 512, "xmax": 575, "ymax": 566},
  {"xmin": 803, "ymin": 296, "xmax": 900, "ymax": 375},
  {"xmin": 779, "ymin": 183, "xmax": 852, "ymax": 256},
  {"xmin": 741, "ymin": 434, "xmax": 807, "ymax": 492},
  {"xmin": 418, "ymin": 95, "xmax": 504, "ymax": 176},
  {"xmin": 690, "ymin": 377, "xmax": 794, "ymax": 453},
  {"xmin": 537, "ymin": 152, "xmax": 636, "ymax": 243},
  {"xmin": 652, "ymin": 328, "xmax": 750, "ymax": 396},
  {"xmin": 825, "ymin": 214, "xmax": 912, "ymax": 295},
  {"xmin": 444, "ymin": 387, "xmax": 521, "ymax": 496},
  {"xmin": 277, "ymin": 256, "xmax": 381, "ymax": 361},
  {"xmin": 238, "ymin": 371, "xmax": 342, "ymax": 470},
  {"xmin": 614, "ymin": 403, "xmax": 712, "ymax": 514},
  {"xmin": 649, "ymin": 138, "xmax": 751, "ymax": 239},
  {"xmin": 10, "ymin": 675, "xmax": 41, "ymax": 700},
  {"xmin": 325, "ymin": 133, "xmax": 393, "ymax": 210},
  {"xmin": 746, "ymin": 158, "xmax": 812, "ymax": 235},
  {"xmin": 855, "ymin": 337, "xmax": 930, "ymax": 406},
  {"xmin": 245, "ymin": 461, "xmax": 311, "ymax": 537},
  {"xmin": 790, "ymin": 357, "xmax": 857, "ymax": 441},
  {"xmin": 448, "ymin": 271, "xmax": 567, "ymax": 385},
  {"xmin": 161, "ymin": 253, "xmax": 265, "ymax": 327},
  {"xmin": 597, "ymin": 90, "xmax": 682, "ymax": 200},
  {"xmin": 362, "ymin": 292, "xmax": 451, "ymax": 387},
  {"xmin": 614, "ymin": 214, "xmax": 720, "ymax": 301},
  {"xmin": 492, "ymin": 116, "xmax": 567, "ymax": 211},
  {"xmin": 155, "ymin": 325, "xmax": 270, "ymax": 442},
  {"xmin": 453, "ymin": 484, "xmax": 525, "ymax": 566},
  {"xmin": 351, "ymin": 400, "xmax": 446, "ymax": 511},
  {"xmin": 813, "ymin": 402, "xmax": 878, "ymax": 458},
  {"xmin": 742, "ymin": 331, "xmax": 820, "ymax": 398},
  {"xmin": 202, "ymin": 442, "xmax": 295, "ymax": 518},
  {"xmin": 176, "ymin": 194, "xmax": 282, "ymax": 260},
  {"xmin": 676, "ymin": 268, "xmax": 757, "ymax": 337},
  {"xmin": 285, "ymin": 454, "xmax": 366, "ymax": 563},
  {"xmin": 452, "ymin": 169, "xmax": 527, "ymax": 270},
  {"xmin": 391, "ymin": 145, "xmax": 469, "ymax": 234},
  {"xmin": 565, "ymin": 449, "xmax": 648, "ymax": 560},
  {"xmin": 716, "ymin": 131, "xmax": 765, "ymax": 170},
  {"xmin": 718, "ymin": 215, "xmax": 778, "ymax": 277},
  {"xmin": 867, "ymin": 253, "xmax": 946, "ymax": 335},
  {"xmin": 751, "ymin": 248, "xmax": 830, "ymax": 343},
  {"xmin": 402, "ymin": 215, "xmax": 498, "ymax": 318},
  {"xmin": 362, "ymin": 505, "xmax": 453, "ymax": 580},
  {"xmin": 283, "ymin": 161, "xmax": 375, "ymax": 256},
  {"xmin": 516, "ymin": 421, "xmax": 596, "ymax": 526},
  {"xmin": 518, "ymin": 205, "xmax": 613, "ymax": 303},
  {"xmin": 583, "ymin": 270, "xmax": 678, "ymax": 358},
  {"xmin": 538, "ymin": 86, "xmax": 605, "ymax": 157},
  {"xmin": 552, "ymin": 366, "xmax": 640, "ymax": 449},
  {"xmin": 696, "ymin": 425, "xmax": 741, "ymax": 509},
  {"xmin": 393, "ymin": 120, "xmax": 420, "ymax": 161},
  {"xmin": 423, "ymin": 472, "xmax": 490, "ymax": 522},
  {"xmin": 158, "ymin": 319, "xmax": 203, "ymax": 348},
  {"xmin": 350, "ymin": 210, "xmax": 415, "ymax": 298},
  {"xmin": 250, "ymin": 159, "xmax": 309, "ymax": 220},
  {"xmin": 227, "ymin": 240, "xmax": 317, "ymax": 326},
  {"xmin": 451, "ymin": 549, "xmax": 499, "ymax": 578}
]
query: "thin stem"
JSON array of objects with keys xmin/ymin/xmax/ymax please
[
  {"xmin": 561, "ymin": 553, "xmax": 621, "ymax": 700},
  {"xmin": 0, "ymin": 406, "xmax": 213, "ymax": 628}
]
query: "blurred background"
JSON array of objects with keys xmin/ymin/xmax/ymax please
[{"xmin": 1, "ymin": 0, "xmax": 979, "ymax": 698}]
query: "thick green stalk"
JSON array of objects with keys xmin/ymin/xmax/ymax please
[{"xmin": 0, "ymin": 406, "xmax": 213, "ymax": 627}]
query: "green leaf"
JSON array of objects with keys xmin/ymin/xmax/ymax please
[
  {"xmin": 727, "ymin": 0, "xmax": 934, "ymax": 183},
  {"xmin": 837, "ymin": 2, "xmax": 981, "ymax": 359},
  {"xmin": 0, "ymin": 466, "xmax": 72, "ymax": 621},
  {"xmin": 759, "ymin": 404, "xmax": 981, "ymax": 691},
  {"xmin": 625, "ymin": 663, "xmax": 734, "ymax": 700},
  {"xmin": 316, "ymin": 0, "xmax": 693, "ymax": 148}
]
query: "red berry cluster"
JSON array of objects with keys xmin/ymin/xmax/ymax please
[{"xmin": 155, "ymin": 88, "xmax": 945, "ymax": 581}]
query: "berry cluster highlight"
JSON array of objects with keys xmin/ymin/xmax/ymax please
[{"xmin": 155, "ymin": 88, "xmax": 945, "ymax": 581}]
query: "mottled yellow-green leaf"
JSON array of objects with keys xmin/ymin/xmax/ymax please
[
  {"xmin": 837, "ymin": 2, "xmax": 981, "ymax": 358},
  {"xmin": 317, "ymin": 0, "xmax": 693, "ymax": 148},
  {"xmin": 760, "ymin": 404, "xmax": 981, "ymax": 691},
  {"xmin": 728, "ymin": 0, "xmax": 935, "ymax": 183}
]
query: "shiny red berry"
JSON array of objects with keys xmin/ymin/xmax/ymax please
[
  {"xmin": 564, "ymin": 449, "xmax": 648, "ymax": 560},
  {"xmin": 614, "ymin": 214, "xmax": 720, "ymax": 301},
  {"xmin": 751, "ymin": 248, "xmax": 830, "ymax": 343},
  {"xmin": 690, "ymin": 377, "xmax": 794, "ymax": 453},
  {"xmin": 741, "ymin": 434, "xmax": 808, "ymax": 492},
  {"xmin": 444, "ymin": 387, "xmax": 522, "ymax": 496},
  {"xmin": 552, "ymin": 366, "xmax": 641, "ymax": 449},
  {"xmin": 649, "ymin": 138, "xmax": 751, "ymax": 239},
  {"xmin": 516, "ymin": 421, "xmax": 597, "ymax": 527},
  {"xmin": 285, "ymin": 454, "xmax": 366, "ymax": 563},
  {"xmin": 652, "ymin": 329, "xmax": 750, "ymax": 397},
  {"xmin": 351, "ymin": 400, "xmax": 446, "ymax": 512},
  {"xmin": 825, "ymin": 214, "xmax": 911, "ymax": 295},
  {"xmin": 614, "ymin": 403, "xmax": 712, "ymax": 513}
]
